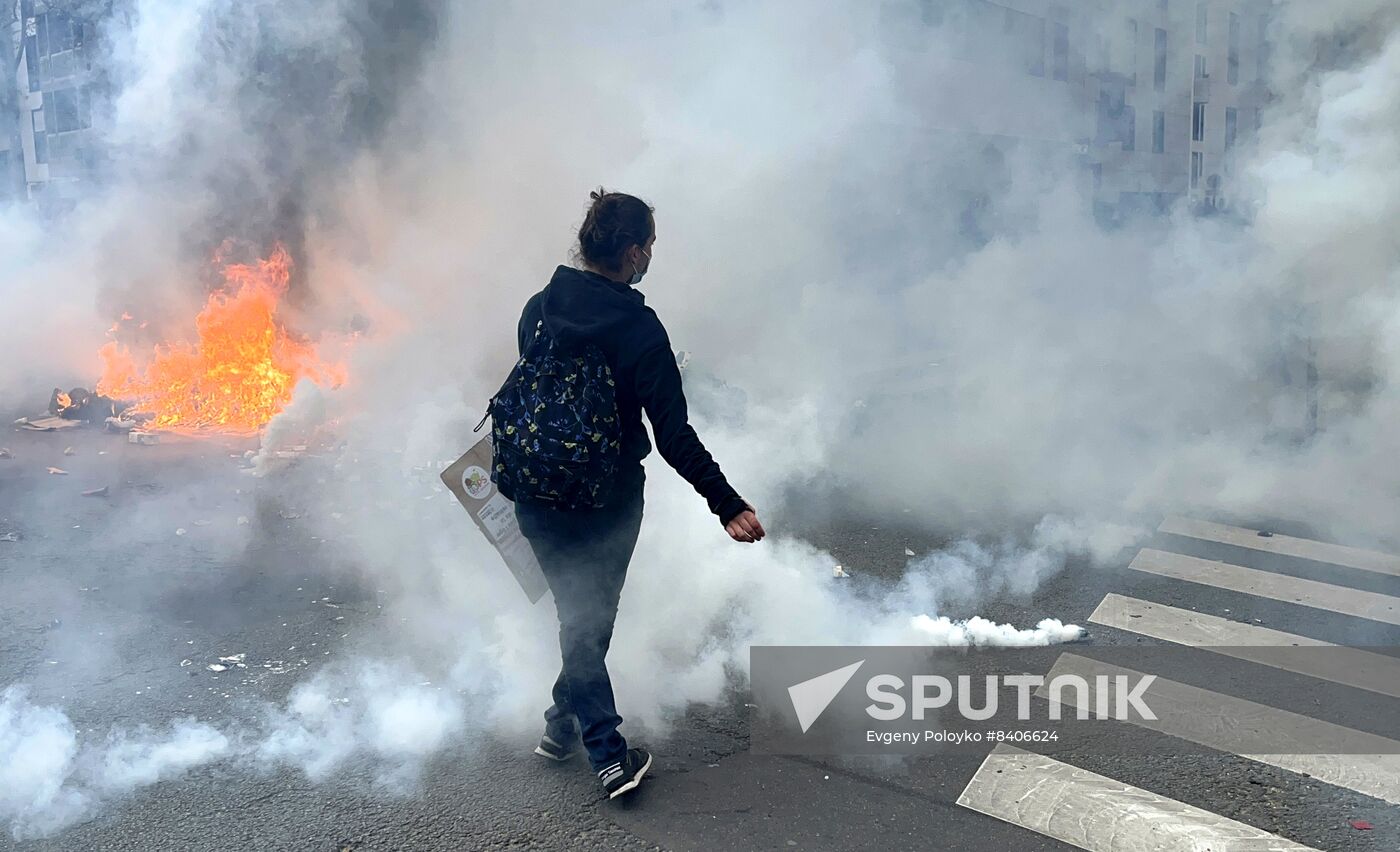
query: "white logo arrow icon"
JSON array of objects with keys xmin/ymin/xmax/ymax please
[{"xmin": 788, "ymin": 660, "xmax": 865, "ymax": 733}]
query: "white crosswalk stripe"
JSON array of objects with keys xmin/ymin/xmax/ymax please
[
  {"xmin": 957, "ymin": 745, "xmax": 1319, "ymax": 851},
  {"xmin": 1159, "ymin": 516, "xmax": 1400, "ymax": 578},
  {"xmin": 1130, "ymin": 547, "xmax": 1400, "ymax": 626},
  {"xmin": 1088, "ymin": 593, "xmax": 1400, "ymax": 700},
  {"xmin": 1038, "ymin": 653, "xmax": 1400, "ymax": 805},
  {"xmin": 958, "ymin": 517, "xmax": 1400, "ymax": 849}
]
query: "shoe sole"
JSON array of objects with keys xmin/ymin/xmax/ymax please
[
  {"xmin": 534, "ymin": 745, "xmax": 576, "ymax": 762},
  {"xmin": 606, "ymin": 752, "xmax": 654, "ymax": 800}
]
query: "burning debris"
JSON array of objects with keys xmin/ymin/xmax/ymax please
[
  {"xmin": 96, "ymin": 244, "xmax": 345, "ymax": 434},
  {"xmin": 49, "ymin": 387, "xmax": 130, "ymax": 423}
]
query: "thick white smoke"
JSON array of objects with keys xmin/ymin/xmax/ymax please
[{"xmin": 2, "ymin": 0, "xmax": 1399, "ymax": 840}]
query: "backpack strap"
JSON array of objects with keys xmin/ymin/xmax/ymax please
[{"xmin": 476, "ymin": 321, "xmax": 549, "ymax": 433}]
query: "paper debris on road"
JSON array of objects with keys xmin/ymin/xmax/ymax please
[
  {"xmin": 905, "ymin": 548, "xmax": 915, "ymax": 556},
  {"xmin": 236, "ymin": 516, "xmax": 250, "ymax": 526},
  {"xmin": 175, "ymin": 528, "xmax": 187, "ymax": 536},
  {"xmin": 180, "ymin": 659, "xmax": 192, "ymax": 667},
  {"xmin": 206, "ymin": 664, "xmax": 227, "ymax": 672},
  {"xmin": 1349, "ymin": 820, "xmax": 1373, "ymax": 831},
  {"xmin": 21, "ymin": 416, "xmax": 80, "ymax": 431},
  {"xmin": 833, "ymin": 565, "xmax": 851, "ymax": 578},
  {"xmin": 81, "ymin": 486, "xmax": 109, "ymax": 497},
  {"xmin": 63, "ymin": 446, "xmax": 75, "ymax": 456},
  {"xmin": 47, "ymin": 467, "xmax": 68, "ymax": 475},
  {"xmin": 1, "ymin": 532, "xmax": 19, "ymax": 543},
  {"xmin": 129, "ymin": 431, "xmax": 160, "ymax": 445},
  {"xmin": 0, "ymin": 448, "xmax": 10, "ymax": 459}
]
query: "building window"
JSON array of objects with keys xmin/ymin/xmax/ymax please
[
  {"xmin": 1225, "ymin": 106, "xmax": 1237, "ymax": 149},
  {"xmin": 1053, "ymin": 22, "xmax": 1069, "ymax": 81},
  {"xmin": 1257, "ymin": 15, "xmax": 1269, "ymax": 80},
  {"xmin": 1153, "ymin": 110, "xmax": 1166, "ymax": 153},
  {"xmin": 50, "ymin": 88, "xmax": 81, "ymax": 133},
  {"xmin": 1228, "ymin": 12, "xmax": 1240, "ymax": 84},
  {"xmin": 1196, "ymin": 3, "xmax": 1208, "ymax": 45},
  {"xmin": 1126, "ymin": 18, "xmax": 1138, "ymax": 84},
  {"xmin": 1191, "ymin": 151, "xmax": 1203, "ymax": 188},
  {"xmin": 36, "ymin": 11, "xmax": 79, "ymax": 57},
  {"xmin": 1192, "ymin": 101, "xmax": 1206, "ymax": 141},
  {"xmin": 1124, "ymin": 105, "xmax": 1136, "ymax": 150},
  {"xmin": 997, "ymin": 7, "xmax": 1046, "ymax": 77},
  {"xmin": 1195, "ymin": 54, "xmax": 1206, "ymax": 79},
  {"xmin": 31, "ymin": 110, "xmax": 47, "ymax": 164},
  {"xmin": 1154, "ymin": 28, "xmax": 1167, "ymax": 91},
  {"xmin": 24, "ymin": 31, "xmax": 40, "ymax": 91}
]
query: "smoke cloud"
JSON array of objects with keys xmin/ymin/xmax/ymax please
[{"xmin": 2, "ymin": 0, "xmax": 1398, "ymax": 840}]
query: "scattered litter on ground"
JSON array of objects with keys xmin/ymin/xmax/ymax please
[
  {"xmin": 905, "ymin": 548, "xmax": 915, "ymax": 556},
  {"xmin": 63, "ymin": 446, "xmax": 75, "ymax": 456},
  {"xmin": 176, "ymin": 528, "xmax": 187, "ymax": 536},
  {"xmin": 21, "ymin": 416, "xmax": 80, "ymax": 431},
  {"xmin": 1, "ymin": 532, "xmax": 19, "ymax": 543},
  {"xmin": 833, "ymin": 565, "xmax": 851, "ymax": 578},
  {"xmin": 180, "ymin": 659, "xmax": 192, "ymax": 667},
  {"xmin": 193, "ymin": 519, "xmax": 211, "ymax": 526},
  {"xmin": 81, "ymin": 486, "xmax": 109, "ymax": 498},
  {"xmin": 237, "ymin": 516, "xmax": 250, "ymax": 526},
  {"xmin": 47, "ymin": 467, "xmax": 68, "ymax": 475},
  {"xmin": 0, "ymin": 448, "xmax": 11, "ymax": 459},
  {"xmin": 206, "ymin": 664, "xmax": 227, "ymax": 672},
  {"xmin": 1349, "ymin": 820, "xmax": 1373, "ymax": 831},
  {"xmin": 1257, "ymin": 530, "xmax": 1274, "ymax": 538},
  {"xmin": 129, "ymin": 431, "xmax": 160, "ymax": 445}
]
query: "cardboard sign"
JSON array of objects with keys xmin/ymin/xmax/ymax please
[{"xmin": 440, "ymin": 434, "xmax": 550, "ymax": 604}]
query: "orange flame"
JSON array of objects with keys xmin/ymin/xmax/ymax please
[{"xmin": 97, "ymin": 245, "xmax": 345, "ymax": 433}]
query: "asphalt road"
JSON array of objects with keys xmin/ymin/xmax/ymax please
[{"xmin": 2, "ymin": 419, "xmax": 1397, "ymax": 851}]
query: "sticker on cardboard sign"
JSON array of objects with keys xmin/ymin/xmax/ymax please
[{"xmin": 461, "ymin": 465, "xmax": 491, "ymax": 500}]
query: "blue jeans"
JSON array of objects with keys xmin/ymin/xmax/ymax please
[{"xmin": 514, "ymin": 471, "xmax": 644, "ymax": 771}]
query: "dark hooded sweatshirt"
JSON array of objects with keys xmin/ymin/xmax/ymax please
[{"xmin": 517, "ymin": 265, "xmax": 748, "ymax": 526}]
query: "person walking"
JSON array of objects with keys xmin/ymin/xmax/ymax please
[{"xmin": 505, "ymin": 189, "xmax": 764, "ymax": 800}]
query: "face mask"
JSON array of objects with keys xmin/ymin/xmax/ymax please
[{"xmin": 628, "ymin": 247, "xmax": 652, "ymax": 286}]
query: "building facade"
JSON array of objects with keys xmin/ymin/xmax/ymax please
[
  {"xmin": 2, "ymin": 0, "xmax": 106, "ymax": 210},
  {"xmin": 879, "ymin": 0, "xmax": 1272, "ymax": 221}
]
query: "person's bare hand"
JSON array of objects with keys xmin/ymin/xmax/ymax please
[{"xmin": 725, "ymin": 508, "xmax": 765, "ymax": 543}]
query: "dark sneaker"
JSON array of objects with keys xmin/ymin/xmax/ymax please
[
  {"xmin": 534, "ymin": 733, "xmax": 580, "ymax": 762},
  {"xmin": 598, "ymin": 748, "xmax": 653, "ymax": 799}
]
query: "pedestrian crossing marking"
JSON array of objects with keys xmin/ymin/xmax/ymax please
[
  {"xmin": 1159, "ymin": 516, "xmax": 1400, "ymax": 578},
  {"xmin": 1130, "ymin": 548, "xmax": 1400, "ymax": 627},
  {"xmin": 1088, "ymin": 593, "xmax": 1400, "ymax": 700},
  {"xmin": 1039, "ymin": 654, "xmax": 1400, "ymax": 805},
  {"xmin": 957, "ymin": 744, "xmax": 1318, "ymax": 851}
]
